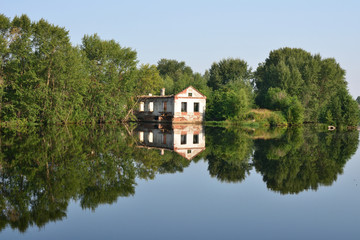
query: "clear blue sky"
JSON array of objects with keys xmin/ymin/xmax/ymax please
[{"xmin": 1, "ymin": 0, "xmax": 360, "ymax": 97}]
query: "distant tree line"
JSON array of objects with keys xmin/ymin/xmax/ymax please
[{"xmin": 1, "ymin": 14, "xmax": 359, "ymax": 126}]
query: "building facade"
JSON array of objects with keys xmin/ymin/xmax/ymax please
[{"xmin": 135, "ymin": 86, "xmax": 206, "ymax": 123}]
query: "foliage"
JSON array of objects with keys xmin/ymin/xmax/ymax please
[
  {"xmin": 81, "ymin": 33, "xmax": 138, "ymax": 122},
  {"xmin": 265, "ymin": 87, "xmax": 304, "ymax": 124},
  {"xmin": 206, "ymin": 85, "xmax": 251, "ymax": 121},
  {"xmin": 207, "ymin": 58, "xmax": 252, "ymax": 91},
  {"xmin": 255, "ymin": 47, "xmax": 358, "ymax": 126},
  {"xmin": 156, "ymin": 58, "xmax": 210, "ymax": 96},
  {"xmin": 0, "ymin": 14, "xmax": 165, "ymax": 124},
  {"xmin": 205, "ymin": 59, "xmax": 254, "ymax": 121}
]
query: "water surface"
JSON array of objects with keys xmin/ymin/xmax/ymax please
[{"xmin": 0, "ymin": 124, "xmax": 359, "ymax": 239}]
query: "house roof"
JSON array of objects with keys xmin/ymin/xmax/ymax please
[
  {"xmin": 138, "ymin": 95, "xmax": 174, "ymax": 99},
  {"xmin": 174, "ymin": 86, "xmax": 207, "ymax": 98},
  {"xmin": 138, "ymin": 86, "xmax": 206, "ymax": 99}
]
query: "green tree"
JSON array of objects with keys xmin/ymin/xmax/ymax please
[
  {"xmin": 265, "ymin": 87, "xmax": 304, "ymax": 124},
  {"xmin": 156, "ymin": 59, "xmax": 210, "ymax": 96},
  {"xmin": 207, "ymin": 85, "xmax": 251, "ymax": 121},
  {"xmin": 255, "ymin": 48, "xmax": 356, "ymax": 125},
  {"xmin": 207, "ymin": 58, "xmax": 252, "ymax": 91},
  {"xmin": 81, "ymin": 34, "xmax": 138, "ymax": 122}
]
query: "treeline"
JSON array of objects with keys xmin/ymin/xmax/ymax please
[
  {"xmin": 1, "ymin": 14, "xmax": 359, "ymax": 126},
  {"xmin": 0, "ymin": 14, "xmax": 162, "ymax": 124}
]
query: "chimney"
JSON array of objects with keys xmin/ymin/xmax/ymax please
[{"xmin": 161, "ymin": 88, "xmax": 165, "ymax": 96}]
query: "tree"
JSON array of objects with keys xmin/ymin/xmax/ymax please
[
  {"xmin": 156, "ymin": 59, "xmax": 210, "ymax": 95},
  {"xmin": 81, "ymin": 34, "xmax": 138, "ymax": 122},
  {"xmin": 207, "ymin": 58, "xmax": 252, "ymax": 91},
  {"xmin": 206, "ymin": 85, "xmax": 251, "ymax": 121},
  {"xmin": 264, "ymin": 87, "xmax": 304, "ymax": 125},
  {"xmin": 255, "ymin": 48, "xmax": 357, "ymax": 125}
]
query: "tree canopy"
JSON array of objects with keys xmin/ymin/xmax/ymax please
[
  {"xmin": 0, "ymin": 14, "xmax": 358, "ymax": 126},
  {"xmin": 254, "ymin": 47, "xmax": 359, "ymax": 126}
]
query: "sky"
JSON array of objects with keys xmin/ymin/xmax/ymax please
[{"xmin": 1, "ymin": 0, "xmax": 360, "ymax": 97}]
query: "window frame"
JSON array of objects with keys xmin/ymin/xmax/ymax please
[
  {"xmin": 181, "ymin": 134, "xmax": 187, "ymax": 145},
  {"xmin": 139, "ymin": 102, "xmax": 145, "ymax": 112},
  {"xmin": 193, "ymin": 134, "xmax": 199, "ymax": 144},
  {"xmin": 194, "ymin": 102, "xmax": 199, "ymax": 112},
  {"xmin": 181, "ymin": 102, "xmax": 187, "ymax": 112}
]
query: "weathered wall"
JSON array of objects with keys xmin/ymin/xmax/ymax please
[
  {"xmin": 135, "ymin": 86, "xmax": 206, "ymax": 123},
  {"xmin": 135, "ymin": 96, "xmax": 174, "ymax": 122},
  {"xmin": 173, "ymin": 87, "xmax": 206, "ymax": 123}
]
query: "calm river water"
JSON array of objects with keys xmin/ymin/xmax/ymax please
[{"xmin": 0, "ymin": 124, "xmax": 359, "ymax": 239}]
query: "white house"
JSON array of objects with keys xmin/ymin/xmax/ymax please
[{"xmin": 135, "ymin": 86, "xmax": 206, "ymax": 123}]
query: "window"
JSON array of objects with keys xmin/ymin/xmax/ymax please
[
  {"xmin": 188, "ymin": 92, "xmax": 192, "ymax": 97},
  {"xmin": 194, "ymin": 102, "xmax": 199, "ymax": 112},
  {"xmin": 148, "ymin": 132, "xmax": 153, "ymax": 143},
  {"xmin": 163, "ymin": 133, "xmax": 167, "ymax": 144},
  {"xmin": 139, "ymin": 132, "xmax": 144, "ymax": 142},
  {"xmin": 193, "ymin": 134, "xmax": 199, "ymax": 144},
  {"xmin": 181, "ymin": 102, "xmax": 187, "ymax": 112},
  {"xmin": 163, "ymin": 101, "xmax": 167, "ymax": 112},
  {"xmin": 139, "ymin": 102, "xmax": 144, "ymax": 111},
  {"xmin": 149, "ymin": 102, "xmax": 154, "ymax": 112},
  {"xmin": 187, "ymin": 150, "xmax": 192, "ymax": 154},
  {"xmin": 181, "ymin": 134, "xmax": 187, "ymax": 145}
]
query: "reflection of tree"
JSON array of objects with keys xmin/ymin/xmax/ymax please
[
  {"xmin": 1, "ymin": 124, "xmax": 358, "ymax": 232},
  {"xmin": 253, "ymin": 128, "xmax": 359, "ymax": 194},
  {"xmin": 0, "ymin": 126, "xmax": 138, "ymax": 232},
  {"xmin": 205, "ymin": 127, "xmax": 253, "ymax": 183},
  {"xmin": 0, "ymin": 125, "xmax": 203, "ymax": 232}
]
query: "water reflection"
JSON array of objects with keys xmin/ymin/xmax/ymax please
[
  {"xmin": 252, "ymin": 127, "xmax": 359, "ymax": 194},
  {"xmin": 135, "ymin": 123, "xmax": 205, "ymax": 160},
  {"xmin": 0, "ymin": 124, "xmax": 358, "ymax": 232}
]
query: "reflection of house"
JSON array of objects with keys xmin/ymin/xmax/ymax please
[
  {"xmin": 135, "ymin": 86, "xmax": 206, "ymax": 123},
  {"xmin": 135, "ymin": 124, "xmax": 205, "ymax": 160}
]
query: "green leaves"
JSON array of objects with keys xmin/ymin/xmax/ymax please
[
  {"xmin": 208, "ymin": 58, "xmax": 252, "ymax": 91},
  {"xmin": 255, "ymin": 47, "xmax": 358, "ymax": 126}
]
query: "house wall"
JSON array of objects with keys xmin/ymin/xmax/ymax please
[
  {"xmin": 136, "ymin": 97, "xmax": 174, "ymax": 122},
  {"xmin": 135, "ymin": 87, "xmax": 206, "ymax": 123},
  {"xmin": 173, "ymin": 87, "xmax": 206, "ymax": 123}
]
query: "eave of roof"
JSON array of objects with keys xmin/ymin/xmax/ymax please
[{"xmin": 138, "ymin": 95, "xmax": 174, "ymax": 98}]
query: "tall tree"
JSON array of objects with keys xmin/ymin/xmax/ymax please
[
  {"xmin": 255, "ymin": 48, "xmax": 358, "ymax": 125},
  {"xmin": 207, "ymin": 58, "xmax": 252, "ymax": 91},
  {"xmin": 81, "ymin": 34, "xmax": 138, "ymax": 122},
  {"xmin": 156, "ymin": 59, "xmax": 209, "ymax": 95}
]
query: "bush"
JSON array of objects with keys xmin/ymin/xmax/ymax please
[{"xmin": 264, "ymin": 88, "xmax": 304, "ymax": 125}]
